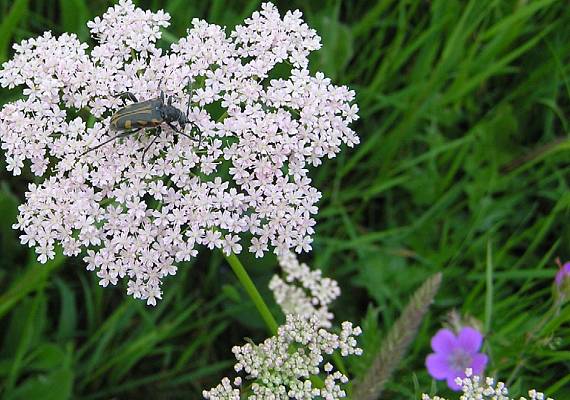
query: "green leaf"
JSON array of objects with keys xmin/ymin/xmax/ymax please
[
  {"xmin": 27, "ymin": 343, "xmax": 66, "ymax": 372},
  {"xmin": 0, "ymin": 250, "xmax": 65, "ymax": 319},
  {"xmin": 6, "ymin": 367, "xmax": 73, "ymax": 400},
  {"xmin": 4, "ymin": 293, "xmax": 47, "ymax": 390},
  {"xmin": 59, "ymin": 0, "xmax": 89, "ymax": 39},
  {"xmin": 0, "ymin": 0, "xmax": 28, "ymax": 62},
  {"xmin": 349, "ymin": 305, "xmax": 381, "ymax": 378},
  {"xmin": 221, "ymin": 284, "xmax": 241, "ymax": 302},
  {"xmin": 0, "ymin": 182, "xmax": 20, "ymax": 270},
  {"xmin": 54, "ymin": 279, "xmax": 77, "ymax": 342},
  {"xmin": 312, "ymin": 15, "xmax": 354, "ymax": 80}
]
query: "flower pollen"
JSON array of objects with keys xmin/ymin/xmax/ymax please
[{"xmin": 449, "ymin": 348, "xmax": 473, "ymax": 373}]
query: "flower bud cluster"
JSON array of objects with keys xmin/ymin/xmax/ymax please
[
  {"xmin": 269, "ymin": 251, "xmax": 340, "ymax": 328},
  {"xmin": 202, "ymin": 314, "xmax": 362, "ymax": 399},
  {"xmin": 422, "ymin": 368, "xmax": 554, "ymax": 400},
  {"xmin": 203, "ymin": 377, "xmax": 241, "ymax": 400}
]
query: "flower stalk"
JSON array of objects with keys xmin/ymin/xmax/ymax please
[{"xmin": 224, "ymin": 252, "xmax": 279, "ymax": 335}]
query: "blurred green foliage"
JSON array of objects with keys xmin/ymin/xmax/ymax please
[{"xmin": 0, "ymin": 0, "xmax": 569, "ymax": 398}]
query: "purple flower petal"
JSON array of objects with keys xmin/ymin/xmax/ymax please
[
  {"xmin": 426, "ymin": 353, "xmax": 450, "ymax": 379},
  {"xmin": 555, "ymin": 262, "xmax": 570, "ymax": 286},
  {"xmin": 447, "ymin": 374, "xmax": 462, "ymax": 391},
  {"xmin": 431, "ymin": 328, "xmax": 457, "ymax": 354},
  {"xmin": 457, "ymin": 327, "xmax": 483, "ymax": 353},
  {"xmin": 470, "ymin": 353, "xmax": 488, "ymax": 374}
]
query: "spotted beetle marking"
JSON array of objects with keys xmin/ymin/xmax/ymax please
[{"xmin": 81, "ymin": 85, "xmax": 195, "ymax": 160}]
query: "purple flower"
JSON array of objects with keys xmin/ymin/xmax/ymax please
[
  {"xmin": 555, "ymin": 261, "xmax": 570, "ymax": 287},
  {"xmin": 425, "ymin": 327, "xmax": 488, "ymax": 391}
]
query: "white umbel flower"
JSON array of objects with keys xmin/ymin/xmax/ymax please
[
  {"xmin": 269, "ymin": 251, "xmax": 341, "ymax": 328},
  {"xmin": 203, "ymin": 314, "xmax": 362, "ymax": 399},
  {"xmin": 422, "ymin": 368, "xmax": 554, "ymax": 400},
  {"xmin": 0, "ymin": 1, "xmax": 359, "ymax": 305}
]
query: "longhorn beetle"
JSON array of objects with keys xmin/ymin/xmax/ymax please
[{"xmin": 82, "ymin": 80, "xmax": 196, "ymax": 160}]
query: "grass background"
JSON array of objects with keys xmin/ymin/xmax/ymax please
[{"xmin": 0, "ymin": 0, "xmax": 569, "ymax": 398}]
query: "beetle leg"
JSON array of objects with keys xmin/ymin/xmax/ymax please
[
  {"xmin": 165, "ymin": 121, "xmax": 195, "ymax": 142},
  {"xmin": 80, "ymin": 129, "xmax": 142, "ymax": 157},
  {"xmin": 195, "ymin": 124, "xmax": 203, "ymax": 150},
  {"xmin": 141, "ymin": 127, "xmax": 161, "ymax": 163}
]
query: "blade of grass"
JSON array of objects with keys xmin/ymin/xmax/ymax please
[{"xmin": 0, "ymin": 0, "xmax": 28, "ymax": 62}]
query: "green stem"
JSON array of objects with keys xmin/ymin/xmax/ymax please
[
  {"xmin": 224, "ymin": 252, "xmax": 279, "ymax": 335},
  {"xmin": 505, "ymin": 300, "xmax": 561, "ymax": 385}
]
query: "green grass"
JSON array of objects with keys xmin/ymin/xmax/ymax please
[{"xmin": 0, "ymin": 0, "xmax": 569, "ymax": 398}]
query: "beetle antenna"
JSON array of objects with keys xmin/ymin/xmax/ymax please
[
  {"xmin": 185, "ymin": 77, "xmax": 192, "ymax": 117},
  {"xmin": 184, "ymin": 78, "xmax": 202, "ymax": 148},
  {"xmin": 158, "ymin": 77, "xmax": 165, "ymax": 103}
]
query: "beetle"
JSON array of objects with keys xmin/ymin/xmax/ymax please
[{"xmin": 81, "ymin": 84, "xmax": 195, "ymax": 160}]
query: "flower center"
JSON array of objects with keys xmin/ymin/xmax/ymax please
[{"xmin": 449, "ymin": 348, "xmax": 472, "ymax": 372}]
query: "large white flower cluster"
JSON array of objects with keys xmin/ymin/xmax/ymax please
[
  {"xmin": 0, "ymin": 1, "xmax": 359, "ymax": 304},
  {"xmin": 422, "ymin": 369, "xmax": 554, "ymax": 400},
  {"xmin": 203, "ymin": 314, "xmax": 362, "ymax": 400},
  {"xmin": 270, "ymin": 251, "xmax": 341, "ymax": 328}
]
